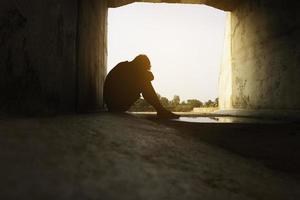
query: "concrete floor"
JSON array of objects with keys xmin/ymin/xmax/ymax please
[{"xmin": 0, "ymin": 113, "xmax": 299, "ymax": 200}]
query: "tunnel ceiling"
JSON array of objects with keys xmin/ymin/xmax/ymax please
[{"xmin": 108, "ymin": 0, "xmax": 242, "ymax": 11}]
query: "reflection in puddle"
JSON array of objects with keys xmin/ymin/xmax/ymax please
[
  {"xmin": 173, "ymin": 117, "xmax": 280, "ymax": 123},
  {"xmin": 173, "ymin": 117, "xmax": 221, "ymax": 123}
]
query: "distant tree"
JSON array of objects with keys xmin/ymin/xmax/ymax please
[
  {"xmin": 214, "ymin": 98, "xmax": 219, "ymax": 107},
  {"xmin": 205, "ymin": 100, "xmax": 214, "ymax": 107},
  {"xmin": 129, "ymin": 94, "xmax": 216, "ymax": 112},
  {"xmin": 203, "ymin": 98, "xmax": 219, "ymax": 107},
  {"xmin": 173, "ymin": 104, "xmax": 193, "ymax": 112},
  {"xmin": 129, "ymin": 98, "xmax": 155, "ymax": 112},
  {"xmin": 187, "ymin": 99, "xmax": 203, "ymax": 108},
  {"xmin": 160, "ymin": 97, "xmax": 169, "ymax": 108},
  {"xmin": 171, "ymin": 95, "xmax": 180, "ymax": 107}
]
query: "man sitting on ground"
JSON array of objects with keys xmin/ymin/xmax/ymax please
[{"xmin": 104, "ymin": 54, "xmax": 179, "ymax": 119}]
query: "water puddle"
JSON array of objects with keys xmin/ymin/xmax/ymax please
[{"xmin": 172, "ymin": 116, "xmax": 281, "ymax": 123}]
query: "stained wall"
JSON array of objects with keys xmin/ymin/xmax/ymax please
[
  {"xmin": 230, "ymin": 0, "xmax": 300, "ymax": 111},
  {"xmin": 0, "ymin": 0, "xmax": 108, "ymax": 115},
  {"xmin": 77, "ymin": 0, "xmax": 107, "ymax": 112},
  {"xmin": 0, "ymin": 0, "xmax": 78, "ymax": 114}
]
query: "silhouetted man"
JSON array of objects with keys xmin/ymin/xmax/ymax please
[{"xmin": 104, "ymin": 55, "xmax": 179, "ymax": 119}]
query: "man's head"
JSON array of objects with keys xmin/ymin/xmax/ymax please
[{"xmin": 132, "ymin": 54, "xmax": 151, "ymax": 70}]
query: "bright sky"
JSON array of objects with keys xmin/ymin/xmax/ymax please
[{"xmin": 108, "ymin": 3, "xmax": 227, "ymax": 102}]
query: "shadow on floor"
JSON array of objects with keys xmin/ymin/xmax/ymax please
[{"xmin": 135, "ymin": 114, "xmax": 300, "ymax": 178}]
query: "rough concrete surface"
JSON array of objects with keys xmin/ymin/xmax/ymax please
[
  {"xmin": 231, "ymin": 0, "xmax": 300, "ymax": 110},
  {"xmin": 108, "ymin": 0, "xmax": 242, "ymax": 10},
  {"xmin": 77, "ymin": 0, "xmax": 107, "ymax": 111},
  {"xmin": 0, "ymin": 0, "xmax": 78, "ymax": 113},
  {"xmin": 0, "ymin": 113, "xmax": 299, "ymax": 200},
  {"xmin": 0, "ymin": 0, "xmax": 108, "ymax": 114}
]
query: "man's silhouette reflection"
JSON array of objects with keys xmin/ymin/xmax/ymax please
[{"xmin": 104, "ymin": 55, "xmax": 179, "ymax": 119}]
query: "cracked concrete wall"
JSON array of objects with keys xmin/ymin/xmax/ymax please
[
  {"xmin": 0, "ymin": 0, "xmax": 78, "ymax": 114},
  {"xmin": 218, "ymin": 13, "xmax": 232, "ymax": 110},
  {"xmin": 0, "ymin": 0, "xmax": 108, "ymax": 115},
  {"xmin": 77, "ymin": 0, "xmax": 107, "ymax": 112},
  {"xmin": 231, "ymin": 0, "xmax": 300, "ymax": 111}
]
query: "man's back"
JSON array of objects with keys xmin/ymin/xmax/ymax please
[
  {"xmin": 104, "ymin": 60, "xmax": 153, "ymax": 111},
  {"xmin": 103, "ymin": 54, "xmax": 178, "ymax": 118}
]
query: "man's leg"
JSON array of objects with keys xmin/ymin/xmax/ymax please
[
  {"xmin": 106, "ymin": 93, "xmax": 140, "ymax": 112},
  {"xmin": 141, "ymin": 81, "xmax": 179, "ymax": 119}
]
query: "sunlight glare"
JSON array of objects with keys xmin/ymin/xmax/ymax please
[{"xmin": 108, "ymin": 3, "xmax": 227, "ymax": 102}]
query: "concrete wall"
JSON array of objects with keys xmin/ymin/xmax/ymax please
[
  {"xmin": 230, "ymin": 0, "xmax": 300, "ymax": 111},
  {"xmin": 0, "ymin": 0, "xmax": 78, "ymax": 114},
  {"xmin": 108, "ymin": 0, "xmax": 242, "ymax": 11},
  {"xmin": 218, "ymin": 13, "xmax": 232, "ymax": 110},
  {"xmin": 77, "ymin": 0, "xmax": 107, "ymax": 112},
  {"xmin": 0, "ymin": 0, "xmax": 107, "ymax": 115}
]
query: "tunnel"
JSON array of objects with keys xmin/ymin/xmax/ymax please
[
  {"xmin": 0, "ymin": 1, "xmax": 300, "ymax": 199},
  {"xmin": 0, "ymin": 0, "xmax": 299, "ymax": 117}
]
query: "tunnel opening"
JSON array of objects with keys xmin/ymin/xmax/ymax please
[{"xmin": 107, "ymin": 3, "xmax": 231, "ymax": 113}]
